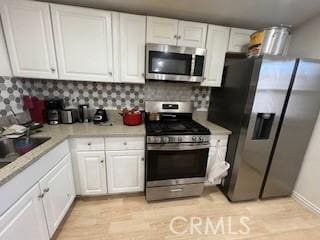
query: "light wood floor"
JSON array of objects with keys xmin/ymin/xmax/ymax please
[{"xmin": 55, "ymin": 188, "xmax": 320, "ymax": 240}]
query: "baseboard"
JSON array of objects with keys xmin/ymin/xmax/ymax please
[{"xmin": 292, "ymin": 191, "xmax": 320, "ymax": 215}]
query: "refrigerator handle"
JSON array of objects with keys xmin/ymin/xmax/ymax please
[{"xmin": 252, "ymin": 113, "xmax": 275, "ymax": 140}]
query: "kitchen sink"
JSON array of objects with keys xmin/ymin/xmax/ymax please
[{"xmin": 0, "ymin": 137, "xmax": 51, "ymax": 169}]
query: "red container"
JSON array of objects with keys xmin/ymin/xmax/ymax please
[
  {"xmin": 123, "ymin": 111, "xmax": 142, "ymax": 126},
  {"xmin": 23, "ymin": 96, "xmax": 47, "ymax": 123}
]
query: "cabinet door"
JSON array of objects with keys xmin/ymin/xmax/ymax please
[
  {"xmin": 51, "ymin": 4, "xmax": 113, "ymax": 82},
  {"xmin": 0, "ymin": 19, "xmax": 12, "ymax": 77},
  {"xmin": 177, "ymin": 21, "xmax": 207, "ymax": 48},
  {"xmin": 106, "ymin": 150, "xmax": 144, "ymax": 193},
  {"xmin": 39, "ymin": 154, "xmax": 75, "ymax": 237},
  {"xmin": 119, "ymin": 13, "xmax": 146, "ymax": 84},
  {"xmin": 146, "ymin": 16, "xmax": 178, "ymax": 45},
  {"xmin": 0, "ymin": 184, "xmax": 49, "ymax": 240},
  {"xmin": 0, "ymin": 0, "xmax": 58, "ymax": 79},
  {"xmin": 77, "ymin": 151, "xmax": 107, "ymax": 195},
  {"xmin": 228, "ymin": 27, "xmax": 255, "ymax": 53},
  {"xmin": 202, "ymin": 25, "xmax": 230, "ymax": 87}
]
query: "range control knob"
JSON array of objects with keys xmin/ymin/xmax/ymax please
[
  {"xmin": 198, "ymin": 137, "xmax": 204, "ymax": 142},
  {"xmin": 192, "ymin": 136, "xmax": 197, "ymax": 142},
  {"xmin": 177, "ymin": 136, "xmax": 182, "ymax": 142},
  {"xmin": 162, "ymin": 137, "xmax": 170, "ymax": 143}
]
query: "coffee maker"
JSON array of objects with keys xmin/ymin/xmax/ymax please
[{"xmin": 45, "ymin": 99, "xmax": 64, "ymax": 125}]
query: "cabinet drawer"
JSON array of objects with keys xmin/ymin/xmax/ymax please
[
  {"xmin": 105, "ymin": 137, "xmax": 144, "ymax": 151},
  {"xmin": 210, "ymin": 135, "xmax": 229, "ymax": 147},
  {"xmin": 72, "ymin": 138, "xmax": 105, "ymax": 151}
]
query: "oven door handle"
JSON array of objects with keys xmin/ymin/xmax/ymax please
[{"xmin": 147, "ymin": 143, "xmax": 211, "ymax": 151}]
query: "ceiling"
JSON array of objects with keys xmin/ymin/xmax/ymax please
[{"xmin": 38, "ymin": 0, "xmax": 320, "ymax": 29}]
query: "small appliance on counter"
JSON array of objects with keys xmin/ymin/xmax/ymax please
[
  {"xmin": 78, "ymin": 104, "xmax": 90, "ymax": 123},
  {"xmin": 121, "ymin": 107, "xmax": 143, "ymax": 126},
  {"xmin": 45, "ymin": 99, "xmax": 64, "ymax": 125},
  {"xmin": 93, "ymin": 109, "xmax": 108, "ymax": 124},
  {"xmin": 60, "ymin": 109, "xmax": 79, "ymax": 124},
  {"xmin": 23, "ymin": 96, "xmax": 47, "ymax": 124}
]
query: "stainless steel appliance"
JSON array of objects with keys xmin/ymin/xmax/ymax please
[
  {"xmin": 78, "ymin": 104, "xmax": 90, "ymax": 123},
  {"xmin": 60, "ymin": 109, "xmax": 79, "ymax": 124},
  {"xmin": 146, "ymin": 43, "xmax": 206, "ymax": 82},
  {"xmin": 145, "ymin": 101, "xmax": 211, "ymax": 201},
  {"xmin": 93, "ymin": 109, "xmax": 108, "ymax": 124},
  {"xmin": 249, "ymin": 26, "xmax": 291, "ymax": 57},
  {"xmin": 45, "ymin": 99, "xmax": 64, "ymax": 125},
  {"xmin": 208, "ymin": 55, "xmax": 320, "ymax": 202}
]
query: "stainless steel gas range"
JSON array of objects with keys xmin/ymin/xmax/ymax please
[{"xmin": 145, "ymin": 101, "xmax": 211, "ymax": 201}]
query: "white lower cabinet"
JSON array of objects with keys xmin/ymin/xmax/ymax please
[
  {"xmin": 106, "ymin": 150, "xmax": 144, "ymax": 193},
  {"xmin": 0, "ymin": 184, "xmax": 49, "ymax": 240},
  {"xmin": 77, "ymin": 151, "xmax": 107, "ymax": 195},
  {"xmin": 39, "ymin": 154, "xmax": 75, "ymax": 237}
]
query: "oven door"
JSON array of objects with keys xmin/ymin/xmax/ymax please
[
  {"xmin": 146, "ymin": 143, "xmax": 209, "ymax": 187},
  {"xmin": 146, "ymin": 44, "xmax": 206, "ymax": 82}
]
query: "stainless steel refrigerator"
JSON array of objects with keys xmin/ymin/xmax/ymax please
[{"xmin": 208, "ymin": 55, "xmax": 320, "ymax": 202}]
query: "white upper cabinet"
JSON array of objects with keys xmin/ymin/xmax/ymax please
[
  {"xmin": 146, "ymin": 16, "xmax": 178, "ymax": 45},
  {"xmin": 119, "ymin": 13, "xmax": 146, "ymax": 84},
  {"xmin": 0, "ymin": 184, "xmax": 49, "ymax": 240},
  {"xmin": 0, "ymin": 20, "xmax": 12, "ymax": 77},
  {"xmin": 0, "ymin": 0, "xmax": 58, "ymax": 79},
  {"xmin": 177, "ymin": 21, "xmax": 207, "ymax": 48},
  {"xmin": 228, "ymin": 27, "xmax": 255, "ymax": 53},
  {"xmin": 147, "ymin": 17, "xmax": 207, "ymax": 48},
  {"xmin": 51, "ymin": 4, "xmax": 113, "ymax": 82},
  {"xmin": 202, "ymin": 25, "xmax": 230, "ymax": 87},
  {"xmin": 106, "ymin": 150, "xmax": 144, "ymax": 193},
  {"xmin": 39, "ymin": 154, "xmax": 75, "ymax": 237},
  {"xmin": 77, "ymin": 151, "xmax": 107, "ymax": 196}
]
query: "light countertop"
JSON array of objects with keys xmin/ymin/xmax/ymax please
[
  {"xmin": 193, "ymin": 111, "xmax": 232, "ymax": 135},
  {"xmin": 0, "ymin": 111, "xmax": 145, "ymax": 186},
  {"xmin": 0, "ymin": 110, "xmax": 230, "ymax": 186}
]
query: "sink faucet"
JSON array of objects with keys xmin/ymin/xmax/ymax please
[{"xmin": 0, "ymin": 127, "xmax": 5, "ymax": 136}]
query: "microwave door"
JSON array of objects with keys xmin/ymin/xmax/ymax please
[
  {"xmin": 146, "ymin": 44, "xmax": 205, "ymax": 82},
  {"xmin": 149, "ymin": 51, "xmax": 191, "ymax": 75}
]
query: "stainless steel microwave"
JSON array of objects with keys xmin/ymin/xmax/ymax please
[{"xmin": 146, "ymin": 43, "xmax": 206, "ymax": 83}]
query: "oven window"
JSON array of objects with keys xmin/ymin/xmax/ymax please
[
  {"xmin": 147, "ymin": 148, "xmax": 208, "ymax": 181},
  {"xmin": 149, "ymin": 51, "xmax": 192, "ymax": 75}
]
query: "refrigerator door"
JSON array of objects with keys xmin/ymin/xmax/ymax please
[
  {"xmin": 208, "ymin": 57, "xmax": 260, "ymax": 197},
  {"xmin": 227, "ymin": 56, "xmax": 296, "ymax": 201},
  {"xmin": 261, "ymin": 58, "xmax": 320, "ymax": 199}
]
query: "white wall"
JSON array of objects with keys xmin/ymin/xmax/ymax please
[{"xmin": 288, "ymin": 14, "xmax": 320, "ymax": 213}]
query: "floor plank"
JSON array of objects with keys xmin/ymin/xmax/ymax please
[{"xmin": 55, "ymin": 187, "xmax": 320, "ymax": 240}]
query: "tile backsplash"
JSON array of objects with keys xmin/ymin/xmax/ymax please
[{"xmin": 0, "ymin": 76, "xmax": 211, "ymax": 117}]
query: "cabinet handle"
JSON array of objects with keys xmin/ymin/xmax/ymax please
[
  {"xmin": 100, "ymin": 160, "xmax": 104, "ymax": 163},
  {"xmin": 170, "ymin": 188, "xmax": 183, "ymax": 192},
  {"xmin": 38, "ymin": 193, "xmax": 45, "ymax": 198},
  {"xmin": 123, "ymin": 142, "xmax": 127, "ymax": 146},
  {"xmin": 178, "ymin": 35, "xmax": 181, "ymax": 39},
  {"xmin": 109, "ymin": 72, "xmax": 113, "ymax": 76},
  {"xmin": 50, "ymin": 68, "xmax": 55, "ymax": 72},
  {"xmin": 174, "ymin": 34, "xmax": 177, "ymax": 39},
  {"xmin": 87, "ymin": 142, "xmax": 92, "ymax": 146},
  {"xmin": 43, "ymin": 188, "xmax": 50, "ymax": 193},
  {"xmin": 141, "ymin": 157, "xmax": 144, "ymax": 161},
  {"xmin": 141, "ymin": 73, "xmax": 145, "ymax": 77}
]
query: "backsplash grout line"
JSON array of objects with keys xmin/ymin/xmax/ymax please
[{"xmin": 0, "ymin": 77, "xmax": 211, "ymax": 116}]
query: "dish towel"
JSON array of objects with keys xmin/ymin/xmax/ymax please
[{"xmin": 208, "ymin": 161, "xmax": 230, "ymax": 184}]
